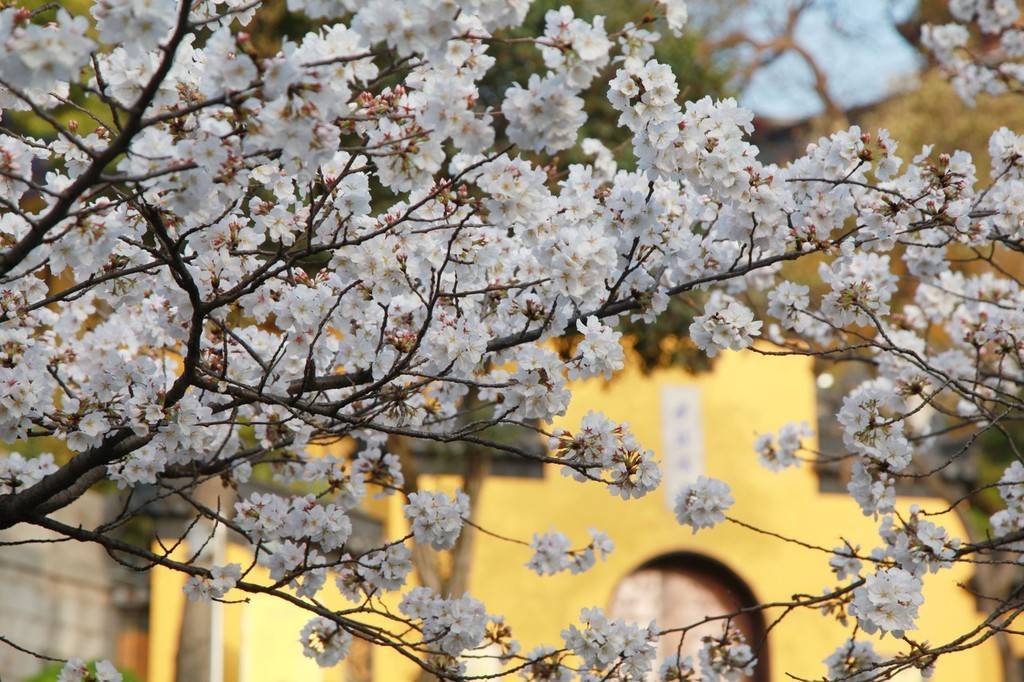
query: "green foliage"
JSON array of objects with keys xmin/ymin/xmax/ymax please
[
  {"xmin": 242, "ymin": 0, "xmax": 731, "ymax": 172},
  {"xmin": 22, "ymin": 662, "xmax": 143, "ymax": 682},
  {"xmin": 972, "ymin": 420, "xmax": 1024, "ymax": 520},
  {"xmin": 620, "ymin": 298, "xmax": 712, "ymax": 374},
  {"xmin": 255, "ymin": 0, "xmax": 728, "ymax": 377},
  {"xmin": 480, "ymin": 0, "xmax": 731, "ymax": 169},
  {"xmin": 486, "ymin": 1, "xmax": 727, "ymax": 375},
  {"xmin": 7, "ymin": 1, "xmax": 107, "ymax": 138}
]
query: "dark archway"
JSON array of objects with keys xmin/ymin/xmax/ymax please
[{"xmin": 608, "ymin": 552, "xmax": 770, "ymax": 680}]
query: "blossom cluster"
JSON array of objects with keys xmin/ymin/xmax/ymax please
[
  {"xmin": 834, "ymin": 378, "xmax": 917, "ymax": 517},
  {"xmin": 1, "ymin": 0, "xmax": 1023, "ymax": 676},
  {"xmin": 526, "ymin": 528, "xmax": 614, "ymax": 576},
  {"xmin": 987, "ymin": 460, "xmax": 1024, "ymax": 556},
  {"xmin": 696, "ymin": 625, "xmax": 757, "ymax": 682},
  {"xmin": 561, "ymin": 607, "xmax": 658, "ymax": 679},
  {"xmin": 880, "ymin": 509, "xmax": 961, "ymax": 577},
  {"xmin": 0, "ymin": 452, "xmax": 56, "ymax": 494},
  {"xmin": 823, "ymin": 640, "xmax": 885, "ymax": 682},
  {"xmin": 550, "ymin": 412, "xmax": 661, "ymax": 499},
  {"xmin": 57, "ymin": 659, "xmax": 121, "ymax": 682},
  {"xmin": 235, "ymin": 492, "xmax": 353, "ymax": 551},
  {"xmin": 849, "ymin": 566, "xmax": 924, "ymax": 637},
  {"xmin": 184, "ymin": 563, "xmax": 242, "ymax": 602},
  {"xmin": 300, "ymin": 617, "xmax": 353, "ymax": 667},
  {"xmin": 689, "ymin": 293, "xmax": 763, "ymax": 357},
  {"xmin": 335, "ymin": 542, "xmax": 414, "ymax": 600},
  {"xmin": 399, "ymin": 587, "xmax": 491, "ymax": 659},
  {"xmin": 753, "ymin": 421, "xmax": 812, "ymax": 471},
  {"xmin": 404, "ymin": 490, "xmax": 469, "ymax": 551},
  {"xmin": 673, "ymin": 476, "xmax": 734, "ymax": 533},
  {"xmin": 923, "ymin": 0, "xmax": 1023, "ymax": 104}
]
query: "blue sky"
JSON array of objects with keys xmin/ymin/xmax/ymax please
[{"xmin": 714, "ymin": 0, "xmax": 923, "ymax": 120}]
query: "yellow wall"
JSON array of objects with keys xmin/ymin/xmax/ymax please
[
  {"xmin": 376, "ymin": 350, "xmax": 1002, "ymax": 681},
  {"xmin": 149, "ymin": 544, "xmax": 189, "ymax": 682},
  {"xmin": 149, "ymin": 350, "xmax": 1002, "ymax": 680}
]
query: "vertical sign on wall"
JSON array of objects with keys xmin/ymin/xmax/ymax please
[{"xmin": 660, "ymin": 385, "xmax": 705, "ymax": 510}]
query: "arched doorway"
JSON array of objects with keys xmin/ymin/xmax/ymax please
[{"xmin": 608, "ymin": 552, "xmax": 769, "ymax": 680}]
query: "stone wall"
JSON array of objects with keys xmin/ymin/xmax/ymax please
[{"xmin": 0, "ymin": 492, "xmax": 146, "ymax": 681}]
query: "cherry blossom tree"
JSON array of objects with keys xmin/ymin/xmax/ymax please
[{"xmin": 1, "ymin": 0, "xmax": 1023, "ymax": 679}]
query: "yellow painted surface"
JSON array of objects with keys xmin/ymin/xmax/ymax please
[
  {"xmin": 234, "ymin": 589, "xmax": 343, "ymax": 682},
  {"xmin": 375, "ymin": 350, "xmax": 1001, "ymax": 681},
  {"xmin": 148, "ymin": 543, "xmax": 189, "ymax": 682},
  {"xmin": 223, "ymin": 544, "xmax": 346, "ymax": 682},
  {"xmin": 149, "ymin": 350, "xmax": 1003, "ymax": 680}
]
